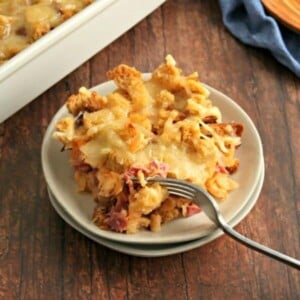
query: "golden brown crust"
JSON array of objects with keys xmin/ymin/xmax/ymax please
[
  {"xmin": 0, "ymin": 15, "xmax": 13, "ymax": 39},
  {"xmin": 31, "ymin": 21, "xmax": 50, "ymax": 41},
  {"xmin": 206, "ymin": 173, "xmax": 238, "ymax": 200},
  {"xmin": 107, "ymin": 64, "xmax": 151, "ymax": 110},
  {"xmin": 66, "ymin": 87, "xmax": 106, "ymax": 116},
  {"xmin": 209, "ymin": 122, "xmax": 244, "ymax": 137}
]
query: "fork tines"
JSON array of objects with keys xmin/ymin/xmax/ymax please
[{"xmin": 131, "ymin": 177, "xmax": 199, "ymax": 200}]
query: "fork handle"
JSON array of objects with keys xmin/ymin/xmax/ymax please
[{"xmin": 222, "ymin": 224, "xmax": 300, "ymax": 270}]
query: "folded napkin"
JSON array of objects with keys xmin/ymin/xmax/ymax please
[{"xmin": 219, "ymin": 0, "xmax": 300, "ymax": 77}]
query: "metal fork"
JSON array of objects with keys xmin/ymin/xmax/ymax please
[{"xmin": 133, "ymin": 177, "xmax": 300, "ymax": 269}]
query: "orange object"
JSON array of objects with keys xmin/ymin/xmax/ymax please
[{"xmin": 261, "ymin": 0, "xmax": 300, "ymax": 32}]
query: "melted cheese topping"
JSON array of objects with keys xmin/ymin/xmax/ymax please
[
  {"xmin": 53, "ymin": 55, "xmax": 242, "ymax": 200},
  {"xmin": 75, "ymin": 76, "xmax": 223, "ymax": 187}
]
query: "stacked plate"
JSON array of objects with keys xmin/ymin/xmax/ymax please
[{"xmin": 42, "ymin": 78, "xmax": 264, "ymax": 257}]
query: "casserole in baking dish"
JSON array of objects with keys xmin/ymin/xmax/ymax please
[
  {"xmin": 0, "ymin": 0, "xmax": 166, "ymax": 123},
  {"xmin": 0, "ymin": 0, "xmax": 94, "ymax": 64}
]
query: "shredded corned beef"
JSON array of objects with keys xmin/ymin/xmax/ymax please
[
  {"xmin": 124, "ymin": 160, "xmax": 169, "ymax": 180},
  {"xmin": 108, "ymin": 160, "xmax": 201, "ymax": 232},
  {"xmin": 215, "ymin": 163, "xmax": 228, "ymax": 174},
  {"xmin": 107, "ymin": 196, "xmax": 129, "ymax": 232},
  {"xmin": 113, "ymin": 195, "xmax": 129, "ymax": 212},
  {"xmin": 74, "ymin": 163, "xmax": 92, "ymax": 172},
  {"xmin": 125, "ymin": 165, "xmax": 150, "ymax": 177},
  {"xmin": 107, "ymin": 211, "xmax": 128, "ymax": 233},
  {"xmin": 186, "ymin": 203, "xmax": 202, "ymax": 217},
  {"xmin": 148, "ymin": 160, "xmax": 169, "ymax": 177}
]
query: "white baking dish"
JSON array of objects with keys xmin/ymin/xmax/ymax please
[{"xmin": 0, "ymin": 0, "xmax": 165, "ymax": 123}]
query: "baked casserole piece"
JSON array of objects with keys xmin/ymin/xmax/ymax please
[
  {"xmin": 53, "ymin": 55, "xmax": 243, "ymax": 233},
  {"xmin": 0, "ymin": 0, "xmax": 93, "ymax": 64}
]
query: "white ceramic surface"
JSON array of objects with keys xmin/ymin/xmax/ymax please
[
  {"xmin": 42, "ymin": 77, "xmax": 264, "ymax": 244},
  {"xmin": 47, "ymin": 160, "xmax": 264, "ymax": 257},
  {"xmin": 0, "ymin": 0, "xmax": 166, "ymax": 122}
]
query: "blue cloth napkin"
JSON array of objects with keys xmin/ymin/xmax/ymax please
[{"xmin": 219, "ymin": 0, "xmax": 300, "ymax": 77}]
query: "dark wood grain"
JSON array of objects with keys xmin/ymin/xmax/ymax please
[{"xmin": 0, "ymin": 1, "xmax": 299, "ymax": 299}]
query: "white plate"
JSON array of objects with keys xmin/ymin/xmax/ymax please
[
  {"xmin": 46, "ymin": 159, "xmax": 264, "ymax": 257},
  {"xmin": 42, "ymin": 76, "xmax": 264, "ymax": 244}
]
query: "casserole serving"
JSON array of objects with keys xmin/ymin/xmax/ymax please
[{"xmin": 53, "ymin": 55, "xmax": 243, "ymax": 234}]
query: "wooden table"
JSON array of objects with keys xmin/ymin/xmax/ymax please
[{"xmin": 1, "ymin": 1, "xmax": 299, "ymax": 299}]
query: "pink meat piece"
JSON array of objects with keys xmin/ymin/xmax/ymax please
[
  {"xmin": 124, "ymin": 160, "xmax": 169, "ymax": 180},
  {"xmin": 74, "ymin": 162, "xmax": 92, "ymax": 172},
  {"xmin": 124, "ymin": 175, "xmax": 135, "ymax": 194},
  {"xmin": 107, "ymin": 211, "xmax": 128, "ymax": 233},
  {"xmin": 107, "ymin": 196, "xmax": 129, "ymax": 232},
  {"xmin": 186, "ymin": 203, "xmax": 202, "ymax": 217},
  {"xmin": 123, "ymin": 160, "xmax": 169, "ymax": 193},
  {"xmin": 124, "ymin": 173, "xmax": 131, "ymax": 184},
  {"xmin": 148, "ymin": 160, "xmax": 169, "ymax": 177},
  {"xmin": 125, "ymin": 166, "xmax": 150, "ymax": 177},
  {"xmin": 215, "ymin": 163, "xmax": 228, "ymax": 174},
  {"xmin": 113, "ymin": 196, "xmax": 128, "ymax": 212}
]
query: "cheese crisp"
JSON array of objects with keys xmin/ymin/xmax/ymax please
[
  {"xmin": 53, "ymin": 55, "xmax": 243, "ymax": 233},
  {"xmin": 0, "ymin": 0, "xmax": 93, "ymax": 64}
]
